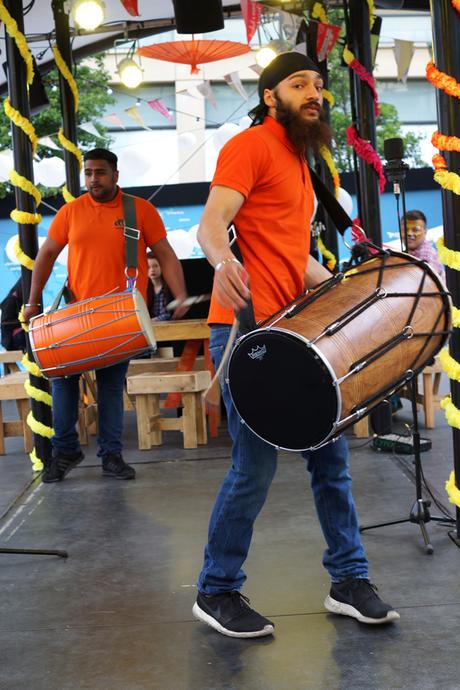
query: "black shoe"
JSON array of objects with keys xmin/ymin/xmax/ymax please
[
  {"xmin": 102, "ymin": 453, "xmax": 136, "ymax": 480},
  {"xmin": 325, "ymin": 578, "xmax": 400, "ymax": 624},
  {"xmin": 193, "ymin": 591, "xmax": 274, "ymax": 638},
  {"xmin": 42, "ymin": 450, "xmax": 85, "ymax": 483}
]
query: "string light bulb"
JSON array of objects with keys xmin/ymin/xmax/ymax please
[
  {"xmin": 255, "ymin": 46, "xmax": 277, "ymax": 69},
  {"xmin": 117, "ymin": 58, "xmax": 143, "ymax": 89},
  {"xmin": 72, "ymin": 0, "xmax": 105, "ymax": 31}
]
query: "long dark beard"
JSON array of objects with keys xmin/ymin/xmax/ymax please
[{"xmin": 274, "ymin": 97, "xmax": 332, "ymax": 155}]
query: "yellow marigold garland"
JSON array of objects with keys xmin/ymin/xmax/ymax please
[
  {"xmin": 9, "ymin": 169, "xmax": 41, "ymax": 206},
  {"xmin": 3, "ymin": 98, "xmax": 38, "ymax": 154},
  {"xmin": 62, "ymin": 184, "xmax": 75, "ymax": 203},
  {"xmin": 0, "ymin": 0, "xmax": 34, "ymax": 86},
  {"xmin": 441, "ymin": 395, "xmax": 460, "ymax": 430},
  {"xmin": 437, "ymin": 237, "xmax": 460, "ymax": 270},
  {"xmin": 29, "ymin": 448, "xmax": 44, "ymax": 472},
  {"xmin": 312, "ymin": 2, "xmax": 327, "ymax": 23},
  {"xmin": 322, "ymin": 88, "xmax": 334, "ymax": 106},
  {"xmin": 453, "ymin": 305, "xmax": 460, "ymax": 328},
  {"xmin": 440, "ymin": 347, "xmax": 460, "ymax": 382},
  {"xmin": 433, "ymin": 154, "xmax": 460, "ymax": 195},
  {"xmin": 317, "ymin": 236, "xmax": 337, "ymax": 271},
  {"xmin": 446, "ymin": 470, "xmax": 460, "ymax": 508},
  {"xmin": 319, "ymin": 145, "xmax": 340, "ymax": 198},
  {"xmin": 58, "ymin": 127, "xmax": 82, "ymax": 170},
  {"xmin": 27, "ymin": 411, "xmax": 54, "ymax": 439},
  {"xmin": 24, "ymin": 378, "xmax": 53, "ymax": 407},
  {"xmin": 10, "ymin": 209, "xmax": 41, "ymax": 225},
  {"xmin": 22, "ymin": 353, "xmax": 44, "ymax": 379},
  {"xmin": 52, "ymin": 45, "xmax": 79, "ymax": 112}
]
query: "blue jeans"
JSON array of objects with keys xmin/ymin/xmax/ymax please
[
  {"xmin": 51, "ymin": 360, "xmax": 129, "ymax": 458},
  {"xmin": 197, "ymin": 325, "xmax": 369, "ymax": 593}
]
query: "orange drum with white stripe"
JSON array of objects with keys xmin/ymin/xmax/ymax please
[{"xmin": 29, "ymin": 289, "xmax": 156, "ymax": 378}]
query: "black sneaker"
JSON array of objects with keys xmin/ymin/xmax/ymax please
[
  {"xmin": 193, "ymin": 591, "xmax": 274, "ymax": 638},
  {"xmin": 325, "ymin": 578, "xmax": 400, "ymax": 624},
  {"xmin": 42, "ymin": 450, "xmax": 85, "ymax": 483},
  {"xmin": 102, "ymin": 453, "xmax": 136, "ymax": 480}
]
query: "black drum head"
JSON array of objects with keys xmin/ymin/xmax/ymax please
[{"xmin": 227, "ymin": 329, "xmax": 339, "ymax": 451}]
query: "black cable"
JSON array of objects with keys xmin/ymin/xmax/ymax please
[{"xmin": 23, "ymin": 0, "xmax": 35, "ymax": 15}]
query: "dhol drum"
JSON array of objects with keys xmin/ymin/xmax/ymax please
[
  {"xmin": 29, "ymin": 289, "xmax": 156, "ymax": 378},
  {"xmin": 227, "ymin": 249, "xmax": 451, "ymax": 451}
]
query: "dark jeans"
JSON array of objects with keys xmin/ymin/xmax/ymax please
[
  {"xmin": 51, "ymin": 360, "xmax": 129, "ymax": 458},
  {"xmin": 197, "ymin": 325, "xmax": 369, "ymax": 594}
]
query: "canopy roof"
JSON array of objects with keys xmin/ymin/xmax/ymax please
[{"xmin": 0, "ymin": 0, "xmax": 242, "ymax": 89}]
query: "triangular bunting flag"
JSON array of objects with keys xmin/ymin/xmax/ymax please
[
  {"xmin": 279, "ymin": 10, "xmax": 302, "ymax": 42},
  {"xmin": 104, "ymin": 113, "xmax": 125, "ymax": 129},
  {"xmin": 79, "ymin": 122, "xmax": 101, "ymax": 137},
  {"xmin": 148, "ymin": 98, "xmax": 173, "ymax": 122},
  {"xmin": 393, "ymin": 39, "xmax": 415, "ymax": 84},
  {"xmin": 250, "ymin": 63, "xmax": 263, "ymax": 76},
  {"xmin": 119, "ymin": 0, "xmax": 140, "ymax": 16},
  {"xmin": 224, "ymin": 72, "xmax": 249, "ymax": 101},
  {"xmin": 196, "ymin": 81, "xmax": 217, "ymax": 107},
  {"xmin": 316, "ymin": 22, "xmax": 341, "ymax": 62},
  {"xmin": 240, "ymin": 0, "xmax": 263, "ymax": 43},
  {"xmin": 37, "ymin": 136, "xmax": 60, "ymax": 150},
  {"xmin": 125, "ymin": 106, "xmax": 149, "ymax": 129}
]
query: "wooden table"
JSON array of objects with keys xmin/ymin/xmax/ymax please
[{"xmin": 151, "ymin": 318, "xmax": 219, "ymax": 436}]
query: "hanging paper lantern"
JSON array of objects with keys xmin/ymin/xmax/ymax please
[{"xmin": 138, "ymin": 40, "xmax": 251, "ymax": 75}]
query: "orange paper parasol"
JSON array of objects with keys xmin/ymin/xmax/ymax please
[{"xmin": 138, "ymin": 40, "xmax": 251, "ymax": 74}]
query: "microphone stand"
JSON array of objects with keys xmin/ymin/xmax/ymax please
[{"xmin": 359, "ymin": 157, "xmax": 454, "ymax": 554}]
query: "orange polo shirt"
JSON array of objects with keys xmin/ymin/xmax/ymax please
[
  {"xmin": 48, "ymin": 188, "xmax": 166, "ymax": 302},
  {"xmin": 207, "ymin": 116, "xmax": 314, "ymax": 325}
]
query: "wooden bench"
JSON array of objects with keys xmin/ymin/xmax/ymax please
[
  {"xmin": 0, "ymin": 370, "xmax": 33, "ymax": 454},
  {"xmin": 0, "ymin": 350, "xmax": 24, "ymax": 375},
  {"xmin": 400, "ymin": 356, "xmax": 444, "ymax": 429},
  {"xmin": 127, "ymin": 370, "xmax": 211, "ymax": 449}
]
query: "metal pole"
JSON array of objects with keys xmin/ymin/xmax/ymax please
[
  {"xmin": 430, "ymin": 0, "xmax": 460, "ymax": 545},
  {"xmin": 4, "ymin": 0, "xmax": 53, "ymax": 467},
  {"xmin": 52, "ymin": 0, "xmax": 80, "ymax": 197},
  {"xmin": 346, "ymin": 0, "xmax": 382, "ymax": 245}
]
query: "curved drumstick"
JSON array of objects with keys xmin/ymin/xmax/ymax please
[
  {"xmin": 203, "ymin": 318, "xmax": 239, "ymax": 407},
  {"xmin": 166, "ymin": 294, "xmax": 211, "ymax": 311}
]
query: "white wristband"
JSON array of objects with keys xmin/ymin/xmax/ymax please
[{"xmin": 215, "ymin": 257, "xmax": 241, "ymax": 272}]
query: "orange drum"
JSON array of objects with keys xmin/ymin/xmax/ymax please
[{"xmin": 29, "ymin": 289, "xmax": 156, "ymax": 378}]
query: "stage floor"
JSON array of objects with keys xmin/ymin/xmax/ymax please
[{"xmin": 0, "ymin": 398, "xmax": 459, "ymax": 690}]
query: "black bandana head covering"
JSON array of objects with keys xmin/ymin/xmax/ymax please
[{"xmin": 257, "ymin": 51, "xmax": 321, "ymax": 98}]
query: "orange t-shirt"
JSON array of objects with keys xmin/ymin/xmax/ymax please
[
  {"xmin": 207, "ymin": 116, "xmax": 314, "ymax": 324},
  {"xmin": 48, "ymin": 188, "xmax": 166, "ymax": 302}
]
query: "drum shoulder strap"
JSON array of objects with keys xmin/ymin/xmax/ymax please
[{"xmin": 122, "ymin": 193, "xmax": 139, "ymax": 270}]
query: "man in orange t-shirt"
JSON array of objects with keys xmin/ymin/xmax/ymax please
[
  {"xmin": 193, "ymin": 53, "xmax": 399, "ymax": 638},
  {"xmin": 24, "ymin": 148, "xmax": 188, "ymax": 483}
]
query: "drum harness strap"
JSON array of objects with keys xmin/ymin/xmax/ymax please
[
  {"xmin": 121, "ymin": 193, "xmax": 140, "ymax": 290},
  {"xmin": 49, "ymin": 193, "xmax": 140, "ymax": 314}
]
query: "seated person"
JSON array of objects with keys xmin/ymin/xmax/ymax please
[
  {"xmin": 401, "ymin": 209, "xmax": 445, "ymax": 281},
  {"xmin": 147, "ymin": 250, "xmax": 173, "ymax": 321},
  {"xmin": 0, "ymin": 278, "xmax": 26, "ymax": 351}
]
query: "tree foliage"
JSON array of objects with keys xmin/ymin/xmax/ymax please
[
  {"xmin": 325, "ymin": 9, "xmax": 424, "ymax": 172},
  {"xmin": 0, "ymin": 55, "xmax": 115, "ymax": 198}
]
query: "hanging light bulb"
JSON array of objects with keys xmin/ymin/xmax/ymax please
[
  {"xmin": 117, "ymin": 58, "xmax": 143, "ymax": 89},
  {"xmin": 72, "ymin": 0, "xmax": 105, "ymax": 31},
  {"xmin": 255, "ymin": 46, "xmax": 277, "ymax": 69}
]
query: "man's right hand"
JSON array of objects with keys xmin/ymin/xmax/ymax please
[
  {"xmin": 213, "ymin": 259, "xmax": 251, "ymax": 313},
  {"xmin": 23, "ymin": 304, "xmax": 41, "ymax": 324}
]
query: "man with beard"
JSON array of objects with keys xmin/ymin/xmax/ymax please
[
  {"xmin": 192, "ymin": 53, "xmax": 400, "ymax": 638},
  {"xmin": 23, "ymin": 148, "xmax": 188, "ymax": 483}
]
